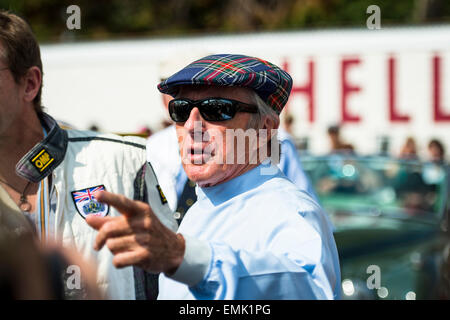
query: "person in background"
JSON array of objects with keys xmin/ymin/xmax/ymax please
[
  {"xmin": 137, "ymin": 126, "xmax": 153, "ymax": 138},
  {"xmin": 399, "ymin": 136, "xmax": 419, "ymax": 160},
  {"xmin": 278, "ymin": 123, "xmax": 319, "ymax": 201},
  {"xmin": 428, "ymin": 139, "xmax": 445, "ymax": 164},
  {"xmin": 327, "ymin": 125, "xmax": 354, "ymax": 154},
  {"xmin": 0, "ymin": 10, "xmax": 175, "ymax": 299},
  {"xmin": 283, "ymin": 112, "xmax": 294, "ymax": 135},
  {"xmin": 88, "ymin": 124, "xmax": 99, "ymax": 132},
  {"xmin": 87, "ymin": 53, "xmax": 341, "ymax": 300}
]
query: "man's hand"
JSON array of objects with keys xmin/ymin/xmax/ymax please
[{"xmin": 86, "ymin": 191, "xmax": 185, "ymax": 275}]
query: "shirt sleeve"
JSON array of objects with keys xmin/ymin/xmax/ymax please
[
  {"xmin": 168, "ymin": 235, "xmax": 212, "ymax": 287},
  {"xmin": 168, "ymin": 227, "xmax": 339, "ymax": 300}
]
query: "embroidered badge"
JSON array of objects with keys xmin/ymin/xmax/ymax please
[
  {"xmin": 156, "ymin": 185, "xmax": 168, "ymax": 205},
  {"xmin": 71, "ymin": 185, "xmax": 109, "ymax": 219},
  {"xmin": 30, "ymin": 148, "xmax": 54, "ymax": 173}
]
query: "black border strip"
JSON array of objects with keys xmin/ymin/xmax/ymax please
[{"xmin": 68, "ymin": 137, "xmax": 145, "ymax": 149}]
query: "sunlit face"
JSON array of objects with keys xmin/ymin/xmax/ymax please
[{"xmin": 174, "ymin": 85, "xmax": 260, "ymax": 187}]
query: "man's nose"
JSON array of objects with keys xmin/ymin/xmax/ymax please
[{"xmin": 184, "ymin": 107, "xmax": 205, "ymax": 134}]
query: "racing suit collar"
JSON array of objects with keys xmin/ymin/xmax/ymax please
[{"xmin": 15, "ymin": 112, "xmax": 68, "ymax": 183}]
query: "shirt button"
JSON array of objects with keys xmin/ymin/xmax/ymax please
[{"xmin": 173, "ymin": 212, "xmax": 181, "ymax": 219}]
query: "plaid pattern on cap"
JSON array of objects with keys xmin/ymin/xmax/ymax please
[{"xmin": 157, "ymin": 54, "xmax": 292, "ymax": 114}]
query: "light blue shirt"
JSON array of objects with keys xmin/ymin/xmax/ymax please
[{"xmin": 158, "ymin": 162, "xmax": 341, "ymax": 300}]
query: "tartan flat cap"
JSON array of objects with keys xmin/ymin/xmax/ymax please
[{"xmin": 157, "ymin": 54, "xmax": 292, "ymax": 114}]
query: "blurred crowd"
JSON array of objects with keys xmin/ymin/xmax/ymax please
[{"xmin": 399, "ymin": 137, "xmax": 446, "ymax": 164}]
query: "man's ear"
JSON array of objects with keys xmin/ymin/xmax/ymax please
[
  {"xmin": 262, "ymin": 114, "xmax": 280, "ymax": 132},
  {"xmin": 21, "ymin": 66, "xmax": 42, "ymax": 103}
]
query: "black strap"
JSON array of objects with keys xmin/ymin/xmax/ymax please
[
  {"xmin": 68, "ymin": 136, "xmax": 145, "ymax": 149},
  {"xmin": 175, "ymin": 179, "xmax": 197, "ymax": 225},
  {"xmin": 132, "ymin": 163, "xmax": 159, "ymax": 300}
]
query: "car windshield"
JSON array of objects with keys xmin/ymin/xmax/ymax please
[{"xmin": 301, "ymin": 155, "xmax": 448, "ymax": 222}]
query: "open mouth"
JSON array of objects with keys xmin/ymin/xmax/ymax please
[
  {"xmin": 190, "ymin": 146, "xmax": 204, "ymax": 155},
  {"xmin": 186, "ymin": 144, "xmax": 215, "ymax": 164}
]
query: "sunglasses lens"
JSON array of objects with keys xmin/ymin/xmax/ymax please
[
  {"xmin": 200, "ymin": 99, "xmax": 235, "ymax": 121},
  {"xmin": 169, "ymin": 98, "xmax": 244, "ymax": 122},
  {"xmin": 169, "ymin": 100, "xmax": 192, "ymax": 122}
]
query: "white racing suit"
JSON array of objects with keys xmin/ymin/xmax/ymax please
[{"xmin": 14, "ymin": 112, "xmax": 176, "ymax": 299}]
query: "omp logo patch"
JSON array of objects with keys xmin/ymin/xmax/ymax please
[
  {"xmin": 30, "ymin": 148, "xmax": 54, "ymax": 172},
  {"xmin": 156, "ymin": 185, "xmax": 168, "ymax": 205}
]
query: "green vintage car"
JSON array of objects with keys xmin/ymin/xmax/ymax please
[{"xmin": 301, "ymin": 154, "xmax": 450, "ymax": 300}]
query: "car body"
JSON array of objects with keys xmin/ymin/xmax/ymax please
[{"xmin": 301, "ymin": 154, "xmax": 450, "ymax": 299}]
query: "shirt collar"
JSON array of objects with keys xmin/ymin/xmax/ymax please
[
  {"xmin": 15, "ymin": 113, "xmax": 68, "ymax": 183},
  {"xmin": 196, "ymin": 161, "xmax": 280, "ymax": 206}
]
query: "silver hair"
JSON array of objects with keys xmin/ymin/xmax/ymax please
[{"xmin": 247, "ymin": 92, "xmax": 280, "ymax": 130}]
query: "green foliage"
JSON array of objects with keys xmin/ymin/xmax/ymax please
[{"xmin": 0, "ymin": 0, "xmax": 449, "ymax": 42}]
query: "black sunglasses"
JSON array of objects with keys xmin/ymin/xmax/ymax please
[{"xmin": 168, "ymin": 97, "xmax": 258, "ymax": 122}]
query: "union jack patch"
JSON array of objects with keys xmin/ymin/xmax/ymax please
[{"xmin": 71, "ymin": 185, "xmax": 109, "ymax": 219}]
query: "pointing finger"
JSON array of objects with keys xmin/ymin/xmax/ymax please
[
  {"xmin": 95, "ymin": 190, "xmax": 149, "ymax": 218},
  {"xmin": 94, "ymin": 218, "xmax": 134, "ymax": 251},
  {"xmin": 86, "ymin": 215, "xmax": 113, "ymax": 231},
  {"xmin": 112, "ymin": 250, "xmax": 148, "ymax": 269}
]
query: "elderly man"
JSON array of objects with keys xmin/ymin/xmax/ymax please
[
  {"xmin": 88, "ymin": 54, "xmax": 341, "ymax": 299},
  {"xmin": 147, "ymin": 81, "xmax": 318, "ymax": 221},
  {"xmin": 0, "ymin": 10, "xmax": 174, "ymax": 299}
]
